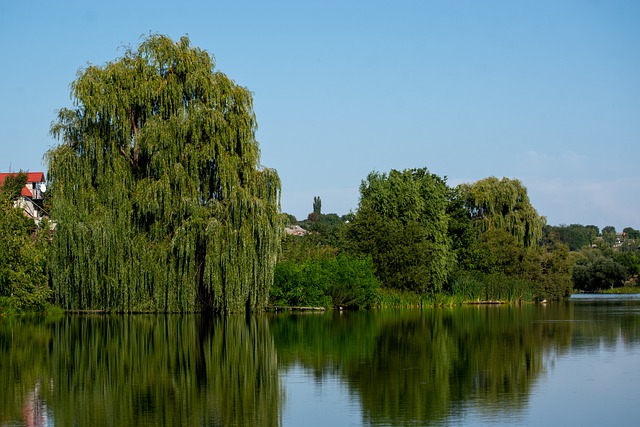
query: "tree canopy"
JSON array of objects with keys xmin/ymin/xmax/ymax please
[
  {"xmin": 623, "ymin": 227, "xmax": 640, "ymax": 241},
  {"xmin": 457, "ymin": 177, "xmax": 545, "ymax": 248},
  {"xmin": 346, "ymin": 168, "xmax": 454, "ymax": 293},
  {"xmin": 47, "ymin": 35, "xmax": 281, "ymax": 313}
]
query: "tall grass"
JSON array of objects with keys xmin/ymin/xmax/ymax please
[
  {"xmin": 451, "ymin": 272, "xmax": 535, "ymax": 303},
  {"xmin": 375, "ymin": 288, "xmax": 424, "ymax": 308},
  {"xmin": 374, "ymin": 288, "xmax": 464, "ymax": 308}
]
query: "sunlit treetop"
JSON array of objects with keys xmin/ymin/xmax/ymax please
[{"xmin": 458, "ymin": 177, "xmax": 545, "ymax": 248}]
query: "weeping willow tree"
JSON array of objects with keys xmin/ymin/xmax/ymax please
[
  {"xmin": 47, "ymin": 35, "xmax": 282, "ymax": 313},
  {"xmin": 457, "ymin": 177, "xmax": 545, "ymax": 248}
]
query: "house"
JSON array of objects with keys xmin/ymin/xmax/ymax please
[
  {"xmin": 285, "ymin": 225, "xmax": 308, "ymax": 236},
  {"xmin": 0, "ymin": 172, "xmax": 47, "ymax": 223}
]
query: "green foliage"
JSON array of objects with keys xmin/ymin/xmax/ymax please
[
  {"xmin": 623, "ymin": 227, "xmax": 640, "ymax": 241},
  {"xmin": 451, "ymin": 230, "xmax": 572, "ymax": 301},
  {"xmin": 283, "ymin": 213, "xmax": 297, "ymax": 226},
  {"xmin": 46, "ymin": 35, "xmax": 281, "ymax": 313},
  {"xmin": 466, "ymin": 228, "xmax": 525, "ymax": 276},
  {"xmin": 270, "ymin": 308, "xmax": 573, "ymax": 425},
  {"xmin": 449, "ymin": 272, "xmax": 486, "ymax": 301},
  {"xmin": 585, "ymin": 224, "xmax": 600, "ymax": 238},
  {"xmin": 601, "ymin": 226, "xmax": 618, "ymax": 246},
  {"xmin": 0, "ymin": 315, "xmax": 280, "ymax": 425},
  {"xmin": 450, "ymin": 272, "xmax": 535, "ymax": 303},
  {"xmin": 275, "ymin": 231, "xmax": 378, "ymax": 308},
  {"xmin": 324, "ymin": 253, "xmax": 380, "ymax": 308},
  {"xmin": 0, "ymin": 189, "xmax": 52, "ymax": 314},
  {"xmin": 313, "ymin": 196, "xmax": 322, "ymax": 215},
  {"xmin": 544, "ymin": 223, "xmax": 597, "ymax": 251},
  {"xmin": 279, "ymin": 233, "xmax": 338, "ymax": 264},
  {"xmin": 612, "ymin": 250, "xmax": 640, "ymax": 276},
  {"xmin": 572, "ymin": 247, "xmax": 629, "ymax": 291},
  {"xmin": 271, "ymin": 261, "xmax": 330, "ymax": 307},
  {"xmin": 520, "ymin": 240, "xmax": 574, "ymax": 300},
  {"xmin": 374, "ymin": 287, "xmax": 424, "ymax": 308},
  {"xmin": 270, "ymin": 253, "xmax": 379, "ymax": 309},
  {"xmin": 600, "ymin": 285, "xmax": 640, "ymax": 294},
  {"xmin": 458, "ymin": 177, "xmax": 545, "ymax": 248},
  {"xmin": 448, "ymin": 177, "xmax": 575, "ymax": 301},
  {"xmin": 1, "ymin": 172, "xmax": 28, "ymax": 200},
  {"xmin": 346, "ymin": 168, "xmax": 454, "ymax": 294},
  {"xmin": 298, "ymin": 213, "xmax": 348, "ymax": 248},
  {"xmin": 445, "ymin": 186, "xmax": 477, "ymax": 270}
]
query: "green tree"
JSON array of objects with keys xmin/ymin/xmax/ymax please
[
  {"xmin": 454, "ymin": 178, "xmax": 573, "ymax": 300},
  {"xmin": 612, "ymin": 250, "xmax": 640, "ymax": 277},
  {"xmin": 46, "ymin": 35, "xmax": 281, "ymax": 313},
  {"xmin": 623, "ymin": 227, "xmax": 640, "ymax": 241},
  {"xmin": 346, "ymin": 168, "xmax": 454, "ymax": 293},
  {"xmin": 298, "ymin": 212, "xmax": 348, "ymax": 248},
  {"xmin": 585, "ymin": 225, "xmax": 600, "ymax": 243},
  {"xmin": 572, "ymin": 248, "xmax": 628, "ymax": 291},
  {"xmin": 521, "ymin": 239, "xmax": 574, "ymax": 300},
  {"xmin": 0, "ymin": 185, "xmax": 51, "ymax": 313},
  {"xmin": 446, "ymin": 186, "xmax": 478, "ymax": 271},
  {"xmin": 545, "ymin": 224, "xmax": 595, "ymax": 251},
  {"xmin": 271, "ymin": 253, "xmax": 379, "ymax": 308},
  {"xmin": 458, "ymin": 177, "xmax": 545, "ymax": 248},
  {"xmin": 601, "ymin": 226, "xmax": 618, "ymax": 246},
  {"xmin": 0, "ymin": 316, "xmax": 280, "ymax": 426},
  {"xmin": 468, "ymin": 228, "xmax": 525, "ymax": 276},
  {"xmin": 313, "ymin": 196, "xmax": 322, "ymax": 216}
]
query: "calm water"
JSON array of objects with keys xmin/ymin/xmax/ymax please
[{"xmin": 1, "ymin": 295, "xmax": 639, "ymax": 426}]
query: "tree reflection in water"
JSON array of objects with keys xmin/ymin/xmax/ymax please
[
  {"xmin": 2, "ymin": 299, "xmax": 639, "ymax": 426},
  {"xmin": 270, "ymin": 305, "xmax": 576, "ymax": 426},
  {"xmin": 0, "ymin": 315, "xmax": 280, "ymax": 427}
]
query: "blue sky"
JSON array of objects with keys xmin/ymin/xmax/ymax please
[{"xmin": 1, "ymin": 0, "xmax": 638, "ymax": 230}]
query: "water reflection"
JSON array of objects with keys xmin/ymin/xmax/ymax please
[
  {"xmin": 21, "ymin": 380, "xmax": 50, "ymax": 427},
  {"xmin": 1, "ymin": 297, "xmax": 639, "ymax": 426},
  {"xmin": 271, "ymin": 298, "xmax": 640, "ymax": 426},
  {"xmin": 0, "ymin": 315, "xmax": 280, "ymax": 427},
  {"xmin": 270, "ymin": 307, "xmax": 571, "ymax": 426}
]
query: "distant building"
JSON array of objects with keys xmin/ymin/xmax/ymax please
[
  {"xmin": 0, "ymin": 172, "xmax": 47, "ymax": 224},
  {"xmin": 285, "ymin": 225, "xmax": 308, "ymax": 236}
]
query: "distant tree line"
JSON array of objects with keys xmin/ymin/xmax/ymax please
[
  {"xmin": 543, "ymin": 224, "xmax": 639, "ymax": 292},
  {"xmin": 275, "ymin": 169, "xmax": 639, "ymax": 308}
]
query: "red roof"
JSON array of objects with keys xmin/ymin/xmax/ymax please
[
  {"xmin": 0, "ymin": 172, "xmax": 46, "ymax": 197},
  {"xmin": 0, "ymin": 172, "xmax": 45, "ymax": 184}
]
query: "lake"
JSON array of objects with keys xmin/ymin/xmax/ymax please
[{"xmin": 1, "ymin": 294, "xmax": 639, "ymax": 426}]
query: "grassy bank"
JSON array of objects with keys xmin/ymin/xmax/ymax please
[
  {"xmin": 373, "ymin": 272, "xmax": 545, "ymax": 309},
  {"xmin": 599, "ymin": 286, "xmax": 640, "ymax": 294},
  {"xmin": 0, "ymin": 298, "xmax": 64, "ymax": 317},
  {"xmin": 374, "ymin": 288, "xmax": 533, "ymax": 309}
]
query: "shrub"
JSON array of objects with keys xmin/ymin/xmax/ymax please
[
  {"xmin": 323, "ymin": 254, "xmax": 379, "ymax": 308},
  {"xmin": 270, "ymin": 254, "xmax": 379, "ymax": 309}
]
